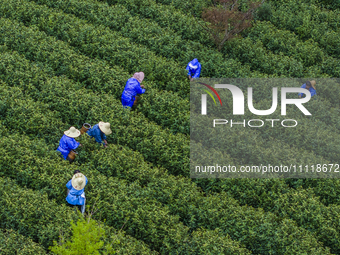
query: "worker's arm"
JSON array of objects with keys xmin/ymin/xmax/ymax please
[
  {"xmin": 186, "ymin": 63, "xmax": 191, "ymax": 76},
  {"xmin": 192, "ymin": 63, "xmax": 201, "ymax": 78},
  {"xmin": 101, "ymin": 132, "xmax": 107, "ymax": 143},
  {"xmin": 66, "ymin": 180, "xmax": 72, "ymax": 190},
  {"xmin": 68, "ymin": 138, "xmax": 80, "ymax": 150},
  {"xmin": 298, "ymin": 84, "xmax": 306, "ymax": 98},
  {"xmin": 135, "ymin": 84, "xmax": 145, "ymax": 94},
  {"xmin": 310, "ymin": 88, "xmax": 317, "ymax": 97}
]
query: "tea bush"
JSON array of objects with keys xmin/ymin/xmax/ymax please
[
  {"xmin": 269, "ymin": 0, "xmax": 340, "ymax": 56},
  {"xmin": 0, "ymin": 50, "xmax": 190, "ymax": 175},
  {"xmin": 0, "ymin": 229, "xmax": 46, "ymax": 255},
  {"xmin": 1, "ymin": 0, "xmax": 339, "ymax": 253},
  {"xmin": 29, "ymin": 0, "xmax": 264, "ymax": 79},
  {"xmin": 0, "ymin": 0, "xmax": 264, "ymax": 83},
  {"xmin": 0, "ymin": 80, "xmax": 332, "ymax": 253},
  {"xmin": 30, "ymin": 0, "xmax": 314, "ymax": 79},
  {"xmin": 0, "ymin": 131, "xmax": 330, "ymax": 254},
  {"xmin": 0, "ymin": 0, "xmax": 189, "ymax": 94},
  {"xmin": 0, "ymin": 177, "xmax": 160, "ymax": 254},
  {"xmin": 3, "ymin": 49, "xmax": 340, "ymax": 253},
  {"xmin": 0, "ymin": 17, "xmax": 190, "ymax": 135},
  {"xmin": 0, "ymin": 133, "xmax": 250, "ymax": 254},
  {"xmin": 105, "ymin": 0, "xmax": 212, "ymax": 46},
  {"xmin": 89, "ymin": 141, "xmax": 340, "ymax": 253},
  {"xmin": 246, "ymin": 21, "xmax": 340, "ymax": 77}
]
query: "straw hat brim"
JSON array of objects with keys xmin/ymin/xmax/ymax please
[
  {"xmin": 310, "ymin": 80, "xmax": 316, "ymax": 90},
  {"xmin": 71, "ymin": 173, "xmax": 86, "ymax": 190},
  {"xmin": 64, "ymin": 129, "xmax": 81, "ymax": 138},
  {"xmin": 99, "ymin": 122, "xmax": 112, "ymax": 135}
]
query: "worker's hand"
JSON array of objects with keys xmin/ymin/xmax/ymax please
[
  {"xmin": 141, "ymin": 85, "xmax": 145, "ymax": 88},
  {"xmin": 79, "ymin": 143, "xmax": 82, "ymax": 147},
  {"xmin": 103, "ymin": 144, "xmax": 107, "ymax": 148},
  {"xmin": 104, "ymin": 140, "xmax": 108, "ymax": 145},
  {"xmin": 190, "ymin": 78, "xmax": 194, "ymax": 82}
]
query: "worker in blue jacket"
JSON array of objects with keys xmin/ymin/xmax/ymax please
[
  {"xmin": 186, "ymin": 58, "xmax": 201, "ymax": 81},
  {"xmin": 299, "ymin": 80, "xmax": 316, "ymax": 98},
  {"xmin": 57, "ymin": 127, "xmax": 81, "ymax": 162},
  {"xmin": 121, "ymin": 72, "xmax": 145, "ymax": 109},
  {"xmin": 87, "ymin": 121, "xmax": 112, "ymax": 148},
  {"xmin": 66, "ymin": 170, "xmax": 88, "ymax": 214}
]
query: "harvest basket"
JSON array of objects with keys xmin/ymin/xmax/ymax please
[
  {"xmin": 67, "ymin": 150, "xmax": 78, "ymax": 161},
  {"xmin": 80, "ymin": 123, "xmax": 91, "ymax": 135}
]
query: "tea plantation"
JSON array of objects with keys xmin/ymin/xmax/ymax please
[{"xmin": 0, "ymin": 0, "xmax": 340, "ymax": 254}]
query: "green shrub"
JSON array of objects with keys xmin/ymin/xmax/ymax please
[
  {"xmin": 267, "ymin": 0, "xmax": 340, "ymax": 57},
  {"xmin": 105, "ymin": 0, "xmax": 212, "ymax": 46},
  {"xmin": 255, "ymin": 2, "xmax": 273, "ymax": 21},
  {"xmin": 0, "ymin": 177, "xmax": 158, "ymax": 254},
  {"xmin": 0, "ymin": 50, "xmax": 190, "ymax": 175},
  {"xmin": 49, "ymin": 215, "xmax": 116, "ymax": 255},
  {"xmin": 0, "ymin": 229, "xmax": 46, "ymax": 255},
  {"xmin": 0, "ymin": 17, "xmax": 190, "ymax": 135},
  {"xmin": 0, "ymin": 133, "xmax": 248, "ymax": 254},
  {"xmin": 29, "ymin": 0, "xmax": 258, "ymax": 79},
  {"xmin": 89, "ymin": 143, "xmax": 334, "ymax": 253},
  {"xmin": 246, "ymin": 21, "xmax": 340, "ymax": 78},
  {"xmin": 0, "ymin": 0, "xmax": 188, "ymax": 94}
]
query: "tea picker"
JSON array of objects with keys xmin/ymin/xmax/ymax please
[
  {"xmin": 57, "ymin": 127, "xmax": 82, "ymax": 163},
  {"xmin": 186, "ymin": 58, "xmax": 201, "ymax": 81},
  {"xmin": 121, "ymin": 72, "xmax": 146, "ymax": 109},
  {"xmin": 86, "ymin": 121, "xmax": 112, "ymax": 148},
  {"xmin": 298, "ymin": 80, "xmax": 316, "ymax": 98},
  {"xmin": 66, "ymin": 170, "xmax": 87, "ymax": 214}
]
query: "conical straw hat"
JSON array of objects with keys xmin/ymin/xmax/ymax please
[
  {"xmin": 310, "ymin": 80, "xmax": 316, "ymax": 90},
  {"xmin": 64, "ymin": 126, "xmax": 81, "ymax": 138},
  {"xmin": 71, "ymin": 173, "xmax": 86, "ymax": 190},
  {"xmin": 99, "ymin": 122, "xmax": 112, "ymax": 135},
  {"xmin": 132, "ymin": 72, "xmax": 145, "ymax": 83}
]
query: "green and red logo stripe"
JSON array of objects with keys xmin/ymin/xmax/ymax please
[{"xmin": 198, "ymin": 82, "xmax": 222, "ymax": 106}]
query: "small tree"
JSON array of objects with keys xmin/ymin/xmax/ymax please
[
  {"xmin": 49, "ymin": 208, "xmax": 117, "ymax": 255},
  {"xmin": 201, "ymin": 0, "xmax": 262, "ymax": 51}
]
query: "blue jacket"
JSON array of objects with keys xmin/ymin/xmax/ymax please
[
  {"xmin": 121, "ymin": 78, "xmax": 145, "ymax": 107},
  {"xmin": 56, "ymin": 134, "xmax": 80, "ymax": 160},
  {"xmin": 66, "ymin": 176, "xmax": 88, "ymax": 206},
  {"xmin": 87, "ymin": 124, "xmax": 107, "ymax": 145},
  {"xmin": 186, "ymin": 58, "xmax": 201, "ymax": 79},
  {"xmin": 298, "ymin": 83, "xmax": 316, "ymax": 97}
]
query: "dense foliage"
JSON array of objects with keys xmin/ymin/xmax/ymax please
[{"xmin": 1, "ymin": 0, "xmax": 340, "ymax": 253}]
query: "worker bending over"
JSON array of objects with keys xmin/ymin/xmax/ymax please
[
  {"xmin": 186, "ymin": 58, "xmax": 201, "ymax": 81},
  {"xmin": 299, "ymin": 80, "xmax": 316, "ymax": 98},
  {"xmin": 87, "ymin": 121, "xmax": 112, "ymax": 148},
  {"xmin": 121, "ymin": 72, "xmax": 145, "ymax": 109},
  {"xmin": 57, "ymin": 127, "xmax": 81, "ymax": 162}
]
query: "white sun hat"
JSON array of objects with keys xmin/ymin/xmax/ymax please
[
  {"xmin": 99, "ymin": 121, "xmax": 112, "ymax": 135},
  {"xmin": 71, "ymin": 173, "xmax": 86, "ymax": 190},
  {"xmin": 64, "ymin": 127, "xmax": 81, "ymax": 138}
]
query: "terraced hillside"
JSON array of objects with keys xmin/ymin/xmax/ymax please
[{"xmin": 0, "ymin": 0, "xmax": 340, "ymax": 254}]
